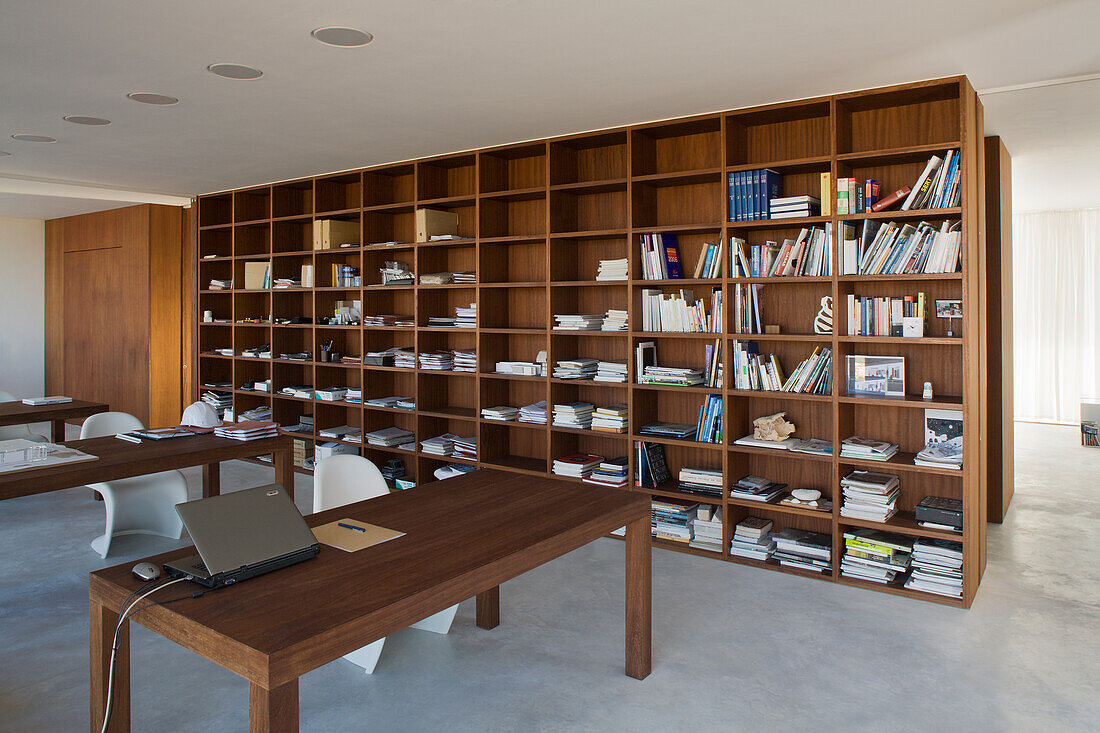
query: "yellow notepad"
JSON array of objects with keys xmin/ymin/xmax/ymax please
[{"xmin": 313, "ymin": 518, "xmax": 405, "ymax": 552}]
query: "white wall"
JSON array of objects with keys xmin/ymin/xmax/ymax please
[{"xmin": 0, "ymin": 217, "xmax": 45, "ymax": 398}]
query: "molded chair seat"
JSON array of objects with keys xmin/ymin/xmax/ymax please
[
  {"xmin": 314, "ymin": 454, "xmax": 459, "ymax": 674},
  {"xmin": 0, "ymin": 390, "xmax": 49, "ymax": 443},
  {"xmin": 80, "ymin": 412, "xmax": 186, "ymax": 558}
]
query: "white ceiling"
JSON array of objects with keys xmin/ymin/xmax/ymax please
[{"xmin": 0, "ymin": 0, "xmax": 1098, "ymax": 219}]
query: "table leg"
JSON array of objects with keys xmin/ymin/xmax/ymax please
[
  {"xmin": 202, "ymin": 462, "xmax": 221, "ymax": 498},
  {"xmin": 476, "ymin": 586, "xmax": 500, "ymax": 629},
  {"xmin": 273, "ymin": 447, "xmax": 294, "ymax": 500},
  {"xmin": 249, "ymin": 678, "xmax": 298, "ymax": 733},
  {"xmin": 91, "ymin": 599, "xmax": 129, "ymax": 732},
  {"xmin": 624, "ymin": 516, "xmax": 651, "ymax": 680},
  {"xmin": 51, "ymin": 418, "xmax": 66, "ymax": 442}
]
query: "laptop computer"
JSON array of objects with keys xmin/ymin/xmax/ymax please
[{"xmin": 164, "ymin": 483, "xmax": 320, "ymax": 588}]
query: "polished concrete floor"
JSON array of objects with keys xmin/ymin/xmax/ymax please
[{"xmin": 1, "ymin": 422, "xmax": 1098, "ymax": 732}]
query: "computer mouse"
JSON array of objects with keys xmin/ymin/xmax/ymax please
[{"xmin": 132, "ymin": 562, "xmax": 162, "ymax": 582}]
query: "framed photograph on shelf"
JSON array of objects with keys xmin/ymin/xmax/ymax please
[{"xmin": 845, "ymin": 355, "xmax": 905, "ymax": 398}]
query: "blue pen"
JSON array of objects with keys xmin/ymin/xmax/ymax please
[{"xmin": 338, "ymin": 522, "xmax": 365, "ymax": 532}]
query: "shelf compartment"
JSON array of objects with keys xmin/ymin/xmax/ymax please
[
  {"xmin": 315, "ymin": 172, "xmax": 362, "ymax": 214},
  {"xmin": 549, "ymin": 184, "xmax": 628, "ymax": 233},
  {"xmin": 418, "ymin": 287, "xmax": 477, "ymax": 329},
  {"xmin": 550, "ymin": 131, "xmax": 627, "ymax": 185},
  {"xmin": 314, "ymin": 327, "xmax": 361, "ymax": 365},
  {"xmin": 233, "ymin": 290, "xmax": 271, "ymax": 323},
  {"xmin": 632, "ymin": 388, "xmax": 723, "ymax": 445},
  {"xmin": 727, "ymin": 449, "xmax": 835, "ymax": 507},
  {"xmin": 727, "ymin": 280, "xmax": 832, "ymax": 335},
  {"xmin": 479, "ymin": 143, "xmax": 547, "ymax": 194},
  {"xmin": 479, "ymin": 238, "xmax": 546, "ymax": 283},
  {"xmin": 726, "ymin": 393, "xmax": 833, "ymax": 445},
  {"xmin": 234, "ymin": 187, "xmax": 270, "ymax": 223},
  {"xmin": 479, "ymin": 192, "xmax": 546, "ymax": 239},
  {"xmin": 631, "ymin": 117, "xmax": 722, "ymax": 176},
  {"xmin": 551, "ymin": 431, "xmax": 629, "ymax": 476},
  {"xmin": 835, "ymin": 341, "xmax": 962, "ymax": 402},
  {"xmin": 478, "ymin": 286, "xmax": 545, "ymax": 330},
  {"xmin": 725, "ymin": 504, "xmax": 836, "ymax": 566},
  {"xmin": 551, "ymin": 284, "xmax": 628, "ymax": 326},
  {"xmin": 417, "ymin": 368, "xmax": 478, "ymax": 417},
  {"xmin": 480, "ymin": 422, "xmax": 548, "ymax": 474},
  {"xmin": 481, "ymin": 375, "xmax": 548, "ymax": 419},
  {"xmin": 234, "ymin": 223, "xmax": 270, "ymax": 257},
  {"xmin": 631, "ymin": 178, "xmax": 724, "ymax": 229},
  {"xmin": 549, "ymin": 234, "xmax": 627, "ymax": 283},
  {"xmin": 272, "ymin": 180, "xmax": 313, "ymax": 218},
  {"xmin": 836, "ymin": 80, "xmax": 961, "ymax": 155},
  {"xmin": 479, "ymin": 331, "xmax": 547, "ymax": 376},
  {"xmin": 272, "ymin": 219, "xmax": 313, "ymax": 254},
  {"xmin": 631, "ymin": 230, "xmax": 724, "ymax": 282},
  {"xmin": 418, "ymin": 240, "xmax": 475, "ymax": 283},
  {"xmin": 725, "ymin": 99, "xmax": 832, "ymax": 166},
  {"xmin": 835, "ymin": 279, "xmax": 962, "ymax": 339},
  {"xmin": 550, "ymin": 332, "xmax": 628, "ymax": 378},
  {"xmin": 363, "ymin": 164, "xmax": 415, "ymax": 207},
  {"xmin": 362, "ymin": 207, "xmax": 416, "ymax": 247},
  {"xmin": 836, "ymin": 151, "xmax": 960, "ymax": 216},
  {"xmin": 417, "ymin": 154, "xmax": 476, "ymax": 200},
  {"xmin": 199, "ymin": 193, "xmax": 233, "ymax": 228},
  {"xmin": 199, "ymin": 228, "xmax": 232, "ymax": 259}
]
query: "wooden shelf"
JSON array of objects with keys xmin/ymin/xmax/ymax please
[{"xmin": 196, "ymin": 75, "xmax": 986, "ymax": 607}]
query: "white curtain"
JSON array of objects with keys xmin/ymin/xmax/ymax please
[{"xmin": 1013, "ymin": 208, "xmax": 1100, "ymax": 423}]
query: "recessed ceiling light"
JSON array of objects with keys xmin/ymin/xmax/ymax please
[
  {"xmin": 127, "ymin": 92, "xmax": 179, "ymax": 105},
  {"xmin": 0, "ymin": 151, "xmax": 10, "ymax": 156},
  {"xmin": 207, "ymin": 63, "xmax": 263, "ymax": 80},
  {"xmin": 11, "ymin": 134, "xmax": 57, "ymax": 143},
  {"xmin": 63, "ymin": 115, "xmax": 112, "ymax": 126},
  {"xmin": 311, "ymin": 26, "xmax": 373, "ymax": 47}
]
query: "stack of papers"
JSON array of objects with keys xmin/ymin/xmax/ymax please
[
  {"xmin": 553, "ymin": 358, "xmax": 598, "ymax": 380},
  {"xmin": 771, "ymin": 529, "xmax": 832, "ymax": 573},
  {"xmin": 840, "ymin": 436, "xmax": 899, "ymax": 461},
  {"xmin": 553, "ymin": 314, "xmax": 604, "ymax": 331},
  {"xmin": 602, "ymin": 309, "xmax": 628, "ymax": 331},
  {"xmin": 434, "ymin": 463, "xmax": 476, "ymax": 480},
  {"xmin": 596, "ymin": 258, "xmax": 628, "ymax": 281},
  {"xmin": 395, "ymin": 397, "xmax": 416, "ymax": 410},
  {"xmin": 319, "ymin": 424, "xmax": 360, "ymax": 441},
  {"xmin": 420, "ymin": 272, "xmax": 454, "ymax": 285},
  {"xmin": 638, "ymin": 421, "xmax": 696, "ymax": 439},
  {"xmin": 392, "ymin": 349, "xmax": 416, "ymax": 369},
  {"xmin": 452, "ymin": 435, "xmax": 477, "ymax": 460},
  {"xmin": 840, "ymin": 470, "xmax": 900, "ymax": 522},
  {"xmin": 904, "ymin": 538, "xmax": 964, "ymax": 597},
  {"xmin": 215, "ymin": 420, "xmax": 279, "ymax": 441},
  {"xmin": 420, "ymin": 433, "xmax": 459, "ymax": 456},
  {"xmin": 344, "ymin": 388, "xmax": 362, "ymax": 404},
  {"xmin": 594, "ymin": 361, "xmax": 628, "ymax": 383},
  {"xmin": 729, "ymin": 474, "xmax": 786, "ymax": 503},
  {"xmin": 427, "ymin": 316, "xmax": 455, "ymax": 327},
  {"xmin": 419, "ymin": 351, "xmax": 453, "ymax": 370},
  {"xmin": 552, "ymin": 402, "xmax": 594, "ymax": 429},
  {"xmin": 238, "ymin": 406, "xmax": 271, "ymax": 422},
  {"xmin": 494, "ymin": 361, "xmax": 542, "ymax": 376},
  {"xmin": 914, "ymin": 442, "xmax": 962, "ymax": 469},
  {"xmin": 482, "ymin": 405, "xmax": 519, "ymax": 421},
  {"xmin": 364, "ymin": 314, "xmax": 414, "ymax": 327},
  {"xmin": 364, "ymin": 427, "xmax": 414, "ymax": 448},
  {"xmin": 315, "ymin": 388, "xmax": 348, "ymax": 402},
  {"xmin": 452, "ymin": 271, "xmax": 476, "ymax": 284},
  {"xmin": 518, "ymin": 401, "xmax": 548, "ymax": 425},
  {"xmin": 452, "ymin": 349, "xmax": 476, "ymax": 372},
  {"xmin": 365, "ymin": 396, "xmax": 406, "ymax": 409},
  {"xmin": 454, "ymin": 303, "xmax": 477, "ymax": 328}
]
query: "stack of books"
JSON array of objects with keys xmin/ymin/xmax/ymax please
[
  {"xmin": 771, "ymin": 529, "xmax": 832, "ymax": 573},
  {"xmin": 729, "ymin": 517, "xmax": 775, "ymax": 560},
  {"xmin": 452, "ymin": 435, "xmax": 477, "ymax": 460},
  {"xmin": 315, "ymin": 387, "xmax": 348, "ymax": 402},
  {"xmin": 214, "ymin": 420, "xmax": 278, "ymax": 441},
  {"xmin": 553, "ymin": 314, "xmax": 605, "ymax": 331},
  {"xmin": 591, "ymin": 404, "xmax": 628, "ymax": 433},
  {"xmin": 596, "ymin": 258, "xmax": 628, "ymax": 281},
  {"xmin": 729, "ymin": 474, "xmax": 786, "ymax": 503},
  {"xmin": 519, "ymin": 401, "xmax": 547, "ymax": 424},
  {"xmin": 637, "ymin": 366, "xmax": 704, "ymax": 387},
  {"xmin": 769, "ymin": 195, "xmax": 820, "ymax": 219},
  {"xmin": 602, "ymin": 309, "xmax": 628, "ymax": 331},
  {"xmin": 319, "ymin": 424, "xmax": 360, "ymax": 442},
  {"xmin": 839, "ymin": 470, "xmax": 900, "ymax": 523},
  {"xmin": 552, "ymin": 402, "xmax": 595, "ymax": 429},
  {"xmin": 238, "ymin": 405, "xmax": 271, "ymax": 422},
  {"xmin": 344, "ymin": 388, "xmax": 362, "ymax": 404},
  {"xmin": 677, "ymin": 467, "xmax": 723, "ymax": 499},
  {"xmin": 454, "ymin": 303, "xmax": 477, "ymax": 328},
  {"xmin": 689, "ymin": 505, "xmax": 723, "ymax": 552},
  {"xmin": 914, "ymin": 442, "xmax": 962, "ymax": 470},
  {"xmin": 427, "ymin": 315, "xmax": 455, "ymax": 327},
  {"xmin": 393, "ymin": 349, "xmax": 416, "ymax": 369},
  {"xmin": 594, "ymin": 361, "xmax": 627, "ymax": 383},
  {"xmin": 208, "ymin": 278, "xmax": 232, "ymax": 290},
  {"xmin": 379, "ymin": 261, "xmax": 413, "ymax": 286},
  {"xmin": 694, "ymin": 394, "xmax": 723, "ymax": 443},
  {"xmin": 840, "ymin": 436, "xmax": 899, "ymax": 462},
  {"xmin": 904, "ymin": 538, "xmax": 964, "ymax": 598},
  {"xmin": 452, "ymin": 349, "xmax": 476, "ymax": 372},
  {"xmin": 553, "ymin": 358, "xmax": 598, "ymax": 380},
  {"xmin": 418, "ymin": 351, "xmax": 453, "ymax": 370},
  {"xmin": 552, "ymin": 453, "xmax": 602, "ymax": 479},
  {"xmin": 638, "ymin": 421, "xmax": 695, "ymax": 440},
  {"xmin": 395, "ymin": 397, "xmax": 416, "ymax": 410},
  {"xmin": 273, "ymin": 277, "xmax": 302, "ymax": 289},
  {"xmin": 452, "ymin": 271, "xmax": 476, "ymax": 284},
  {"xmin": 380, "ymin": 458, "xmax": 407, "ymax": 487},
  {"xmin": 420, "ymin": 433, "xmax": 458, "ymax": 456},
  {"xmin": 481, "ymin": 405, "xmax": 519, "ymax": 422},
  {"xmin": 364, "ymin": 427, "xmax": 415, "ymax": 449},
  {"xmin": 201, "ymin": 391, "xmax": 232, "ymax": 417},
  {"xmin": 650, "ymin": 497, "xmax": 699, "ymax": 545},
  {"xmin": 584, "ymin": 457, "xmax": 629, "ymax": 488},
  {"xmin": 365, "ymin": 396, "xmax": 403, "ymax": 408},
  {"xmin": 840, "ymin": 529, "xmax": 913, "ymax": 585}
]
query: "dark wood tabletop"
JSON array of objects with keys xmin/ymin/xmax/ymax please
[
  {"xmin": 0, "ymin": 433, "xmax": 294, "ymax": 502},
  {"xmin": 0, "ymin": 398, "xmax": 108, "ymax": 441},
  {"xmin": 90, "ymin": 468, "xmax": 652, "ymax": 732}
]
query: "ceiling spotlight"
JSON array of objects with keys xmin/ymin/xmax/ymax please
[
  {"xmin": 207, "ymin": 63, "xmax": 263, "ymax": 80},
  {"xmin": 0, "ymin": 151, "xmax": 10, "ymax": 156},
  {"xmin": 311, "ymin": 26, "xmax": 373, "ymax": 47},
  {"xmin": 127, "ymin": 92, "xmax": 179, "ymax": 105},
  {"xmin": 63, "ymin": 115, "xmax": 112, "ymax": 126},
  {"xmin": 11, "ymin": 134, "xmax": 57, "ymax": 143}
]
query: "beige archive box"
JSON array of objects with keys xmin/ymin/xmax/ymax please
[
  {"xmin": 313, "ymin": 219, "xmax": 360, "ymax": 250},
  {"xmin": 415, "ymin": 208, "xmax": 459, "ymax": 242},
  {"xmin": 244, "ymin": 261, "xmax": 269, "ymax": 290}
]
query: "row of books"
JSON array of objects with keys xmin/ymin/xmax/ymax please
[
  {"xmin": 634, "ymin": 341, "xmax": 722, "ymax": 389},
  {"xmin": 842, "ymin": 219, "xmax": 962, "ymax": 275},
  {"xmin": 901, "ymin": 150, "xmax": 962, "ymax": 211},
  {"xmin": 729, "ymin": 227, "xmax": 832, "ymax": 278},
  {"xmin": 694, "ymin": 394, "xmax": 723, "ymax": 444},
  {"xmin": 639, "ymin": 288, "xmax": 722, "ymax": 333},
  {"xmin": 727, "ymin": 169, "xmax": 783, "ymax": 221},
  {"xmin": 332, "ymin": 264, "xmax": 361, "ymax": 288},
  {"xmin": 638, "ymin": 233, "xmax": 684, "ymax": 280},
  {"xmin": 731, "ymin": 283, "xmax": 761, "ymax": 333},
  {"xmin": 845, "ymin": 293, "xmax": 927, "ymax": 337},
  {"xmin": 730, "ymin": 343, "xmax": 832, "ymax": 394}
]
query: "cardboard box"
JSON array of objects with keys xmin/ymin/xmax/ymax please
[
  {"xmin": 415, "ymin": 208, "xmax": 459, "ymax": 242},
  {"xmin": 313, "ymin": 219, "xmax": 360, "ymax": 250},
  {"xmin": 244, "ymin": 261, "xmax": 269, "ymax": 290}
]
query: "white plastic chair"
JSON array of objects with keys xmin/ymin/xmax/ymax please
[
  {"xmin": 0, "ymin": 390, "xmax": 49, "ymax": 442},
  {"xmin": 313, "ymin": 454, "xmax": 459, "ymax": 674},
  {"xmin": 80, "ymin": 412, "xmax": 187, "ymax": 558}
]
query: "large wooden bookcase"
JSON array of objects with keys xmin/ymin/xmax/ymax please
[{"xmin": 195, "ymin": 76, "xmax": 987, "ymax": 607}]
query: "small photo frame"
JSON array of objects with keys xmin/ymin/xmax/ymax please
[
  {"xmin": 846, "ymin": 355, "xmax": 906, "ymax": 398},
  {"xmin": 935, "ymin": 299, "xmax": 962, "ymax": 318}
]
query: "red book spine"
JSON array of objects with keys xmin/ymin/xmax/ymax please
[{"xmin": 870, "ymin": 186, "xmax": 911, "ymax": 213}]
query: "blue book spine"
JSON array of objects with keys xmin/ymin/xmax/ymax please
[
  {"xmin": 735, "ymin": 172, "xmax": 745, "ymax": 222},
  {"xmin": 763, "ymin": 169, "xmax": 783, "ymax": 218},
  {"xmin": 728, "ymin": 173, "xmax": 737, "ymax": 222},
  {"xmin": 752, "ymin": 170, "xmax": 762, "ymax": 220},
  {"xmin": 662, "ymin": 234, "xmax": 683, "ymax": 278},
  {"xmin": 740, "ymin": 171, "xmax": 750, "ymax": 222}
]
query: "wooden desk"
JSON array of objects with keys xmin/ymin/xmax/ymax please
[
  {"xmin": 90, "ymin": 469, "xmax": 651, "ymax": 732},
  {"xmin": 0, "ymin": 433, "xmax": 294, "ymax": 503},
  {"xmin": 0, "ymin": 399, "xmax": 108, "ymax": 442}
]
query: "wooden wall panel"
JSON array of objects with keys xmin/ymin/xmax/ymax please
[
  {"xmin": 148, "ymin": 205, "xmax": 184, "ymax": 426},
  {"xmin": 984, "ymin": 136, "xmax": 1014, "ymax": 522},
  {"xmin": 44, "ymin": 220, "xmax": 64, "ymax": 394}
]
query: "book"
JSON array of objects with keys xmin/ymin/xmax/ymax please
[{"xmin": 870, "ymin": 186, "xmax": 911, "ymax": 213}]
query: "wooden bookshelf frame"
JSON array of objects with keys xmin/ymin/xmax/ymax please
[{"xmin": 195, "ymin": 76, "xmax": 987, "ymax": 607}]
